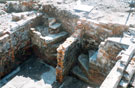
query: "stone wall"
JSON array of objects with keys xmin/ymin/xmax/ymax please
[
  {"xmin": 42, "ymin": 4, "xmax": 79, "ymax": 34},
  {"xmin": 30, "ymin": 14, "xmax": 69, "ymax": 66},
  {"xmin": 56, "ymin": 21, "xmax": 84, "ymax": 82},
  {"xmin": 41, "ymin": 4, "xmax": 128, "ymax": 50},
  {"xmin": 4, "ymin": 1, "xmax": 129, "ymax": 48},
  {"xmin": 0, "ymin": 12, "xmax": 42, "ymax": 79},
  {"xmin": 30, "ymin": 28, "xmax": 58, "ymax": 66},
  {"xmin": 100, "ymin": 45, "xmax": 135, "ymax": 88},
  {"xmin": 97, "ymin": 40, "xmax": 127, "ymax": 73},
  {"xmin": 88, "ymin": 37, "xmax": 129, "ymax": 85},
  {"xmin": 0, "ymin": 1, "xmax": 131, "ymax": 85},
  {"xmin": 81, "ymin": 21, "xmax": 128, "ymax": 51},
  {"xmin": 96, "ymin": 37, "xmax": 130, "ymax": 74}
]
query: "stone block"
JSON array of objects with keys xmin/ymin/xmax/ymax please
[
  {"xmin": 45, "ymin": 43, "xmax": 61, "ymax": 54},
  {"xmin": 59, "ymin": 76, "xmax": 90, "ymax": 88},
  {"xmin": 49, "ymin": 23, "xmax": 61, "ymax": 34},
  {"xmin": 78, "ymin": 54, "xmax": 89, "ymax": 78},
  {"xmin": 12, "ymin": 13, "xmax": 23, "ymax": 21},
  {"xmin": 100, "ymin": 61, "xmax": 123, "ymax": 88},
  {"xmin": 89, "ymin": 51, "xmax": 106, "ymax": 85},
  {"xmin": 119, "ymin": 56, "xmax": 135, "ymax": 88},
  {"xmin": 89, "ymin": 51, "xmax": 98, "ymax": 65},
  {"xmin": 72, "ymin": 66, "xmax": 90, "ymax": 84},
  {"xmin": 48, "ymin": 17, "xmax": 56, "ymax": 26},
  {"xmin": 43, "ymin": 31, "xmax": 68, "ymax": 45}
]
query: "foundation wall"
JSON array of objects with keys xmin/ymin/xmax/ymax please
[
  {"xmin": 0, "ymin": 12, "xmax": 42, "ymax": 79},
  {"xmin": 42, "ymin": 4, "xmax": 129, "ymax": 50}
]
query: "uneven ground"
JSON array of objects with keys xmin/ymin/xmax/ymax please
[
  {"xmin": 0, "ymin": 0, "xmax": 135, "ymax": 88},
  {"xmin": 1, "ymin": 57, "xmax": 89, "ymax": 88},
  {"xmin": 38, "ymin": 0, "xmax": 135, "ymax": 25}
]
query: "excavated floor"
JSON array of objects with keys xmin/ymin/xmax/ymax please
[
  {"xmin": 0, "ymin": 57, "xmax": 89, "ymax": 88},
  {"xmin": 1, "ymin": 57, "xmax": 56, "ymax": 88}
]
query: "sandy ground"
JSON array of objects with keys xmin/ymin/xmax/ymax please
[
  {"xmin": 36, "ymin": 0, "xmax": 135, "ymax": 25},
  {"xmin": 0, "ymin": 0, "xmax": 134, "ymax": 25}
]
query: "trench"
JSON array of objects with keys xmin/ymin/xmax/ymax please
[{"xmin": 0, "ymin": 1, "xmax": 132, "ymax": 88}]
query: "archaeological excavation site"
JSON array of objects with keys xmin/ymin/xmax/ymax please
[{"xmin": 1, "ymin": 0, "xmax": 135, "ymax": 88}]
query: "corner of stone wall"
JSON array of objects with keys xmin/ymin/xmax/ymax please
[{"xmin": 56, "ymin": 21, "xmax": 84, "ymax": 82}]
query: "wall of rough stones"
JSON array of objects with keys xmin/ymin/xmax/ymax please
[
  {"xmin": 42, "ymin": 4, "xmax": 79, "ymax": 34},
  {"xmin": 83, "ymin": 22, "xmax": 128, "ymax": 49},
  {"xmin": 56, "ymin": 22, "xmax": 84, "ymax": 82},
  {"xmin": 41, "ymin": 4, "xmax": 129, "ymax": 51},
  {"xmin": 96, "ymin": 39, "xmax": 128, "ymax": 73},
  {"xmin": 30, "ymin": 28, "xmax": 58, "ymax": 66},
  {"xmin": 87, "ymin": 37, "xmax": 129, "ymax": 85},
  {"xmin": 100, "ymin": 45, "xmax": 135, "ymax": 88},
  {"xmin": 0, "ymin": 12, "xmax": 42, "ymax": 79},
  {"xmin": 0, "ymin": 1, "xmax": 131, "ymax": 85},
  {"xmin": 4, "ymin": 1, "xmax": 129, "ymax": 48},
  {"xmin": 37, "ymin": 3, "xmax": 130, "ymax": 83}
]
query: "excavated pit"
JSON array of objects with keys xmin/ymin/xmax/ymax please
[{"xmin": 0, "ymin": 0, "xmax": 135, "ymax": 88}]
